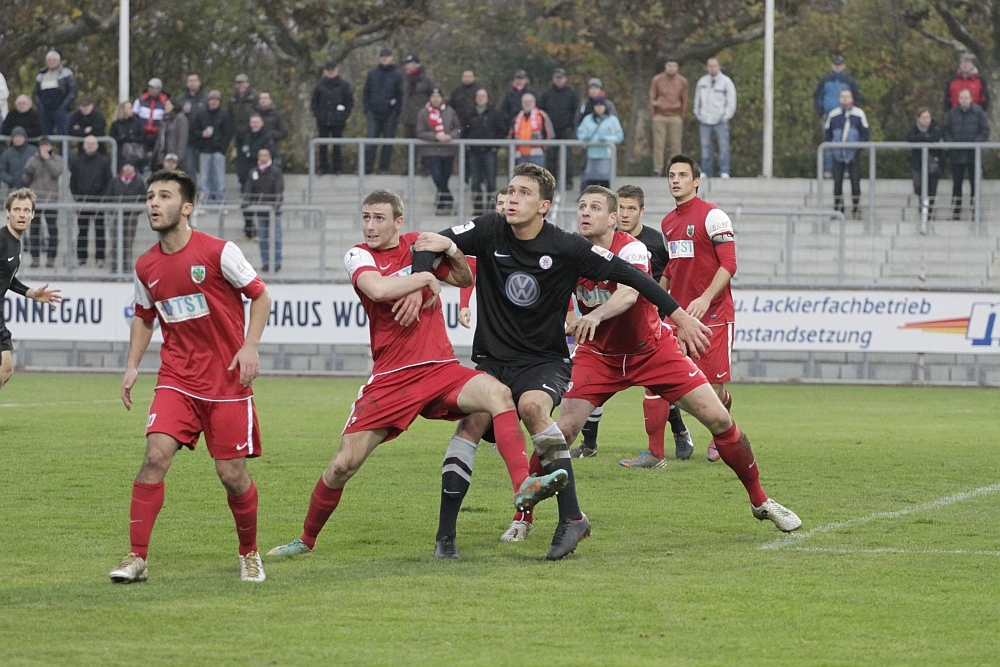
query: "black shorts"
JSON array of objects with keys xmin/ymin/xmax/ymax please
[
  {"xmin": 475, "ymin": 357, "xmax": 572, "ymax": 408},
  {"xmin": 0, "ymin": 324, "xmax": 12, "ymax": 353}
]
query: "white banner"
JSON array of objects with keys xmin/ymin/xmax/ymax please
[{"xmin": 4, "ymin": 284, "xmax": 998, "ymax": 354}]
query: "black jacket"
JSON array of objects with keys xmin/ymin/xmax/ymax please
[
  {"xmin": 943, "ymin": 104, "xmax": 990, "ymax": 164},
  {"xmin": 906, "ymin": 120, "xmax": 944, "ymax": 172},
  {"xmin": 363, "ymin": 64, "xmax": 404, "ymax": 117},
  {"xmin": 109, "ymin": 116, "xmax": 148, "ymax": 167},
  {"xmin": 68, "ymin": 109, "xmax": 108, "ymax": 154},
  {"xmin": 190, "ymin": 106, "xmax": 234, "ymax": 154},
  {"xmin": 237, "ymin": 129, "xmax": 276, "ymax": 183},
  {"xmin": 70, "ymin": 152, "xmax": 112, "ymax": 200},
  {"xmin": 33, "ymin": 65, "xmax": 78, "ymax": 112},
  {"xmin": 501, "ymin": 85, "xmax": 538, "ymax": 126},
  {"xmin": 465, "ymin": 105, "xmax": 508, "ymax": 153},
  {"xmin": 449, "ymin": 83, "xmax": 485, "ymax": 135},
  {"xmin": 105, "ymin": 173, "xmax": 147, "ymax": 202},
  {"xmin": 1, "ymin": 108, "xmax": 44, "ymax": 139},
  {"xmin": 539, "ymin": 84, "xmax": 580, "ymax": 134},
  {"xmin": 257, "ymin": 106, "xmax": 289, "ymax": 143},
  {"xmin": 243, "ymin": 163, "xmax": 284, "ymax": 210},
  {"xmin": 311, "ymin": 76, "xmax": 354, "ymax": 127}
]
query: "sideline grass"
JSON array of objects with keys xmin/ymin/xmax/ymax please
[{"xmin": 1, "ymin": 374, "xmax": 998, "ymax": 666}]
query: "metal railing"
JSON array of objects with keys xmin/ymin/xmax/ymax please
[
  {"xmin": 308, "ymin": 137, "xmax": 617, "ymax": 226},
  {"xmin": 1, "ymin": 134, "xmax": 118, "ymax": 202},
  {"xmin": 817, "ymin": 141, "xmax": 1000, "ymax": 234}
]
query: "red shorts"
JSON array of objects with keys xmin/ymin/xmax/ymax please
[
  {"xmin": 343, "ymin": 361, "xmax": 483, "ymax": 442},
  {"xmin": 666, "ymin": 321, "xmax": 733, "ymax": 383},
  {"xmin": 147, "ymin": 388, "xmax": 262, "ymax": 460},
  {"xmin": 564, "ymin": 333, "xmax": 708, "ymax": 407}
]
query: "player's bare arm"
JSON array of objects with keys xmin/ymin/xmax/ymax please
[
  {"xmin": 356, "ymin": 268, "xmax": 440, "ymax": 304},
  {"xmin": 666, "ymin": 307, "xmax": 712, "ymax": 358},
  {"xmin": 25, "ymin": 283, "xmax": 62, "ymax": 304},
  {"xmin": 414, "ymin": 232, "xmax": 473, "ymax": 288},
  {"xmin": 686, "ymin": 266, "xmax": 733, "ymax": 321},
  {"xmin": 659, "ymin": 275, "xmax": 670, "ymax": 291},
  {"xmin": 122, "ymin": 316, "xmax": 155, "ymax": 410},
  {"xmin": 567, "ymin": 286, "xmax": 639, "ymax": 343},
  {"xmin": 229, "ymin": 289, "xmax": 271, "ymax": 388}
]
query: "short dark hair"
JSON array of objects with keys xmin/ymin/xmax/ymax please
[
  {"xmin": 616, "ymin": 184, "xmax": 645, "ymax": 209},
  {"xmin": 363, "ymin": 189, "xmax": 404, "ymax": 221},
  {"xmin": 581, "ymin": 185, "xmax": 618, "ymax": 214},
  {"xmin": 665, "ymin": 55, "xmax": 678, "ymax": 64},
  {"xmin": 668, "ymin": 154, "xmax": 701, "ymax": 180},
  {"xmin": 512, "ymin": 162, "xmax": 556, "ymax": 203},
  {"xmin": 147, "ymin": 169, "xmax": 197, "ymax": 205},
  {"xmin": 5, "ymin": 188, "xmax": 36, "ymax": 212}
]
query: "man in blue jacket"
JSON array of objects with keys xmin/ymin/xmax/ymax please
[
  {"xmin": 823, "ymin": 90, "xmax": 870, "ymax": 219},
  {"xmin": 363, "ymin": 49, "xmax": 404, "ymax": 175},
  {"xmin": 814, "ymin": 56, "xmax": 862, "ymax": 177}
]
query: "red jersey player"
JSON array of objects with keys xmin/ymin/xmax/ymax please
[
  {"xmin": 267, "ymin": 189, "xmax": 566, "ymax": 561},
  {"xmin": 660, "ymin": 154, "xmax": 737, "ymax": 462},
  {"xmin": 556, "ymin": 186, "xmax": 801, "ymax": 533},
  {"xmin": 110, "ymin": 170, "xmax": 273, "ymax": 584}
]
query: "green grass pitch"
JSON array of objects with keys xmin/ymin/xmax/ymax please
[{"xmin": 1, "ymin": 374, "xmax": 998, "ymax": 666}]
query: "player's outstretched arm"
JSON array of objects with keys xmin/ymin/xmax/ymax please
[
  {"xmin": 229, "ymin": 289, "xmax": 272, "ymax": 388},
  {"xmin": 25, "ymin": 283, "xmax": 62, "ymax": 304},
  {"xmin": 122, "ymin": 316, "xmax": 155, "ymax": 410},
  {"xmin": 567, "ymin": 286, "xmax": 639, "ymax": 343}
]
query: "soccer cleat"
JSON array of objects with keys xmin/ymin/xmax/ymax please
[
  {"xmin": 109, "ymin": 552, "xmax": 148, "ymax": 584},
  {"xmin": 674, "ymin": 430, "xmax": 695, "ymax": 460},
  {"xmin": 547, "ymin": 514, "xmax": 591, "ymax": 560},
  {"xmin": 752, "ymin": 499, "xmax": 803, "ymax": 533},
  {"xmin": 569, "ymin": 445, "xmax": 597, "ymax": 458},
  {"xmin": 434, "ymin": 536, "xmax": 460, "ymax": 560},
  {"xmin": 619, "ymin": 450, "xmax": 667, "ymax": 469},
  {"xmin": 514, "ymin": 469, "xmax": 569, "ymax": 511},
  {"xmin": 500, "ymin": 520, "xmax": 533, "ymax": 542},
  {"xmin": 267, "ymin": 538, "xmax": 313, "ymax": 557},
  {"xmin": 240, "ymin": 551, "xmax": 266, "ymax": 582},
  {"xmin": 706, "ymin": 440, "xmax": 721, "ymax": 462}
]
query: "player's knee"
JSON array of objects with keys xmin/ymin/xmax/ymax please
[
  {"xmin": 487, "ymin": 382, "xmax": 515, "ymax": 413},
  {"xmin": 140, "ymin": 449, "xmax": 172, "ymax": 476},
  {"xmin": 703, "ymin": 407, "xmax": 733, "ymax": 435},
  {"xmin": 216, "ymin": 466, "xmax": 250, "ymax": 495},
  {"xmin": 517, "ymin": 400, "xmax": 548, "ymax": 431},
  {"xmin": 556, "ymin": 419, "xmax": 579, "ymax": 446},
  {"xmin": 328, "ymin": 456, "xmax": 361, "ymax": 484}
]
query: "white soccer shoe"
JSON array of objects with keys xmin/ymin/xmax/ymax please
[
  {"xmin": 500, "ymin": 520, "xmax": 533, "ymax": 542},
  {"xmin": 240, "ymin": 551, "xmax": 266, "ymax": 582},
  {"xmin": 752, "ymin": 499, "xmax": 802, "ymax": 533},
  {"xmin": 109, "ymin": 552, "xmax": 148, "ymax": 584}
]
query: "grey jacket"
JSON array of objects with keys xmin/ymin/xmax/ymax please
[
  {"xmin": 694, "ymin": 72, "xmax": 737, "ymax": 125},
  {"xmin": 943, "ymin": 103, "xmax": 990, "ymax": 165},
  {"xmin": 22, "ymin": 151, "xmax": 64, "ymax": 202},
  {"xmin": 416, "ymin": 105, "xmax": 462, "ymax": 157},
  {"xmin": 153, "ymin": 111, "xmax": 189, "ymax": 168},
  {"xmin": 0, "ymin": 143, "xmax": 39, "ymax": 187}
]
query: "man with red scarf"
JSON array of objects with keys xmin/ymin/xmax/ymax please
[
  {"xmin": 133, "ymin": 78, "xmax": 169, "ymax": 161},
  {"xmin": 510, "ymin": 92, "xmax": 554, "ymax": 167},
  {"xmin": 417, "ymin": 88, "xmax": 462, "ymax": 214}
]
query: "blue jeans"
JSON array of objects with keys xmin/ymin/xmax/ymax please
[
  {"xmin": 199, "ymin": 152, "xmax": 226, "ymax": 204},
  {"xmin": 365, "ymin": 110, "xmax": 399, "ymax": 174},
  {"xmin": 699, "ymin": 121, "xmax": 730, "ymax": 176},
  {"xmin": 41, "ymin": 107, "xmax": 69, "ymax": 136},
  {"xmin": 258, "ymin": 212, "xmax": 282, "ymax": 269}
]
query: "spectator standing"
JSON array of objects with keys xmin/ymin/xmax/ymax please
[
  {"xmin": 465, "ymin": 88, "xmax": 507, "ymax": 216},
  {"xmin": 694, "ymin": 58, "xmax": 737, "ymax": 178},
  {"xmin": 575, "ymin": 78, "xmax": 619, "ymax": 127},
  {"xmin": 944, "ymin": 54, "xmax": 989, "ymax": 113},
  {"xmin": 69, "ymin": 135, "xmax": 112, "ymax": 267},
  {"xmin": 256, "ymin": 92, "xmax": 288, "ymax": 153},
  {"xmin": 649, "ymin": 58, "xmax": 688, "ymax": 176},
  {"xmin": 501, "ymin": 70, "xmax": 538, "ymax": 128},
  {"xmin": 33, "ymin": 50, "xmax": 78, "ymax": 136},
  {"xmin": 237, "ymin": 113, "xmax": 275, "ymax": 237},
  {"xmin": 449, "ymin": 68, "xmax": 485, "ymax": 136},
  {"xmin": 109, "ymin": 101, "xmax": 147, "ymax": 171},
  {"xmin": 576, "ymin": 97, "xmax": 623, "ymax": 190},
  {"xmin": 2, "ymin": 96, "xmax": 44, "ymax": 139},
  {"xmin": 178, "ymin": 74, "xmax": 209, "ymax": 175},
  {"xmin": 362, "ymin": 49, "xmax": 404, "ymax": 174},
  {"xmin": 68, "ymin": 97, "xmax": 108, "ymax": 154},
  {"xmin": 0, "ymin": 71, "xmax": 9, "ymax": 120},
  {"xmin": 401, "ymin": 55, "xmax": 435, "ymax": 141},
  {"xmin": 823, "ymin": 89, "xmax": 870, "ymax": 219},
  {"xmin": 191, "ymin": 90, "xmax": 233, "ymax": 204},
  {"xmin": 152, "ymin": 98, "xmax": 189, "ymax": 171},
  {"xmin": 229, "ymin": 74, "xmax": 258, "ymax": 149},
  {"xmin": 0, "ymin": 128, "xmax": 39, "ymax": 193},
  {"xmin": 943, "ymin": 88, "xmax": 990, "ymax": 220},
  {"xmin": 416, "ymin": 88, "xmax": 462, "ymax": 215},
  {"xmin": 243, "ymin": 147, "xmax": 284, "ymax": 272},
  {"xmin": 814, "ymin": 55, "xmax": 862, "ymax": 177},
  {"xmin": 540, "ymin": 68, "xmax": 580, "ymax": 188},
  {"xmin": 104, "ymin": 161, "xmax": 147, "ymax": 272},
  {"xmin": 510, "ymin": 92, "xmax": 554, "ymax": 167},
  {"xmin": 311, "ymin": 62, "xmax": 353, "ymax": 175},
  {"xmin": 21, "ymin": 136, "xmax": 63, "ymax": 268},
  {"xmin": 133, "ymin": 78, "xmax": 169, "ymax": 165},
  {"xmin": 906, "ymin": 108, "xmax": 944, "ymax": 222}
]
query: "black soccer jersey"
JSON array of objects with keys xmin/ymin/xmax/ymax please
[
  {"xmin": 634, "ymin": 224, "xmax": 669, "ymax": 283},
  {"xmin": 442, "ymin": 213, "xmax": 619, "ymax": 363},
  {"xmin": 0, "ymin": 225, "xmax": 28, "ymax": 310}
]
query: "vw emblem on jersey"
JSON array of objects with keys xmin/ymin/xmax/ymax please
[
  {"xmin": 539, "ymin": 255, "xmax": 553, "ymax": 270},
  {"xmin": 505, "ymin": 271, "xmax": 540, "ymax": 306},
  {"xmin": 686, "ymin": 225, "xmax": 695, "ymax": 238},
  {"xmin": 191, "ymin": 265, "xmax": 206, "ymax": 284}
]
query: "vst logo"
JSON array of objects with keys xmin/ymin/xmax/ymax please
[
  {"xmin": 967, "ymin": 301, "xmax": 1000, "ymax": 346},
  {"xmin": 505, "ymin": 272, "xmax": 540, "ymax": 306}
]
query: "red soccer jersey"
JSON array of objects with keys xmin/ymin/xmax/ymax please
[
  {"xmin": 661, "ymin": 197, "xmax": 736, "ymax": 324},
  {"xmin": 345, "ymin": 231, "xmax": 456, "ymax": 376},
  {"xmin": 134, "ymin": 230, "xmax": 267, "ymax": 400},
  {"xmin": 573, "ymin": 230, "xmax": 662, "ymax": 356}
]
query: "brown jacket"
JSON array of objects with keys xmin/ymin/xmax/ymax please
[{"xmin": 649, "ymin": 72, "xmax": 689, "ymax": 117}]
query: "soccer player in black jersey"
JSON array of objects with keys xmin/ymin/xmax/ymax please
[
  {"xmin": 413, "ymin": 163, "xmax": 710, "ymax": 559},
  {"xmin": 1, "ymin": 189, "xmax": 62, "ymax": 390}
]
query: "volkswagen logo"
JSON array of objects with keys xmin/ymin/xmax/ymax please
[{"xmin": 505, "ymin": 271, "xmax": 540, "ymax": 306}]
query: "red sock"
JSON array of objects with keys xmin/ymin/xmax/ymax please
[
  {"xmin": 493, "ymin": 409, "xmax": 530, "ymax": 490},
  {"xmin": 713, "ymin": 422, "xmax": 768, "ymax": 507},
  {"xmin": 301, "ymin": 477, "xmax": 343, "ymax": 549},
  {"xmin": 129, "ymin": 481, "xmax": 164, "ymax": 559},
  {"xmin": 227, "ymin": 482, "xmax": 259, "ymax": 556},
  {"xmin": 513, "ymin": 509, "xmax": 533, "ymax": 524},
  {"xmin": 528, "ymin": 451, "xmax": 545, "ymax": 477},
  {"xmin": 643, "ymin": 394, "xmax": 671, "ymax": 459}
]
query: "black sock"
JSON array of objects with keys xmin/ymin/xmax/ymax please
[
  {"xmin": 581, "ymin": 407, "xmax": 602, "ymax": 448},
  {"xmin": 544, "ymin": 458, "xmax": 582, "ymax": 523},
  {"xmin": 668, "ymin": 404, "xmax": 687, "ymax": 436},
  {"xmin": 436, "ymin": 471, "xmax": 470, "ymax": 541}
]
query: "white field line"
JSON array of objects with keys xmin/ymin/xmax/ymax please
[
  {"xmin": 0, "ymin": 399, "xmax": 123, "ymax": 408},
  {"xmin": 761, "ymin": 483, "xmax": 1000, "ymax": 551},
  {"xmin": 786, "ymin": 547, "xmax": 1000, "ymax": 557}
]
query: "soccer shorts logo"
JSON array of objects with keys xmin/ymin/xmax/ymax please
[
  {"xmin": 147, "ymin": 413, "xmax": 157, "ymax": 428},
  {"xmin": 505, "ymin": 271, "xmax": 540, "ymax": 306}
]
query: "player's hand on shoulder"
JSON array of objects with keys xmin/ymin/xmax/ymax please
[{"xmin": 413, "ymin": 232, "xmax": 453, "ymax": 253}]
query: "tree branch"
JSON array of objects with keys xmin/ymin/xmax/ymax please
[{"xmin": 932, "ymin": 1, "xmax": 987, "ymax": 62}]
